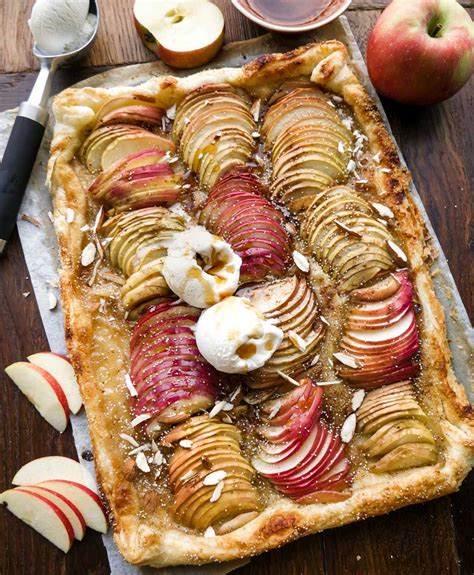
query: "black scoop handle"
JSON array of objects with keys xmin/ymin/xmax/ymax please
[{"xmin": 0, "ymin": 105, "xmax": 47, "ymax": 255}]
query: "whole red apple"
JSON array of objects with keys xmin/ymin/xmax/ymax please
[{"xmin": 367, "ymin": 0, "xmax": 474, "ymax": 105}]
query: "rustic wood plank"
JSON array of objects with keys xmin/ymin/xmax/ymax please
[
  {"xmin": 0, "ymin": 2, "xmax": 472, "ymax": 575},
  {"xmin": 0, "ymin": 230, "xmax": 110, "ymax": 575}
]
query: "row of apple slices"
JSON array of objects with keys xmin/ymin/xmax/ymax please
[
  {"xmin": 129, "ymin": 300, "xmax": 219, "ymax": 424},
  {"xmin": 253, "ymin": 379, "xmax": 352, "ymax": 503},
  {"xmin": 1, "ymin": 456, "xmax": 107, "ymax": 553},
  {"xmin": 199, "ymin": 168, "xmax": 292, "ymax": 283},
  {"xmin": 356, "ymin": 382, "xmax": 437, "ymax": 472},
  {"xmin": 301, "ymin": 185, "xmax": 402, "ymax": 292},
  {"xmin": 100, "ymin": 206, "xmax": 186, "ymax": 315},
  {"xmin": 172, "ymin": 84, "xmax": 257, "ymax": 189},
  {"xmin": 93, "ymin": 94, "xmax": 164, "ymax": 129},
  {"xmin": 262, "ymin": 83, "xmax": 353, "ymax": 213},
  {"xmin": 334, "ymin": 271, "xmax": 420, "ymax": 389},
  {"xmin": 241, "ymin": 275, "xmax": 324, "ymax": 388},
  {"xmin": 5, "ymin": 352, "xmax": 82, "ymax": 433},
  {"xmin": 163, "ymin": 416, "xmax": 260, "ymax": 532},
  {"xmin": 87, "ymin": 144, "xmax": 184, "ymax": 212}
]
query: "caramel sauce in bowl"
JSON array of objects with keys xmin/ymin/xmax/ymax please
[{"xmin": 231, "ymin": 0, "xmax": 352, "ymax": 32}]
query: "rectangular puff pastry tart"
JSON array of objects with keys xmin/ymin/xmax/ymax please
[{"xmin": 47, "ymin": 41, "xmax": 474, "ymax": 568}]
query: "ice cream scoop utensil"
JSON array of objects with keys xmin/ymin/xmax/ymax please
[{"xmin": 0, "ymin": 0, "xmax": 99, "ymax": 255}]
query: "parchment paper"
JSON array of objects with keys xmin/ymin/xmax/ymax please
[{"xmin": 1, "ymin": 14, "xmax": 472, "ymax": 575}]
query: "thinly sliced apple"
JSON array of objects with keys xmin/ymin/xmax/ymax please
[
  {"xmin": 27, "ymin": 352, "xmax": 82, "ymax": 414},
  {"xmin": 23, "ymin": 485, "xmax": 86, "ymax": 540},
  {"xmin": 38, "ymin": 480, "xmax": 108, "ymax": 534},
  {"xmin": 0, "ymin": 487, "xmax": 74, "ymax": 552},
  {"xmin": 101, "ymin": 132, "xmax": 175, "ymax": 170},
  {"xmin": 12, "ymin": 456, "xmax": 98, "ymax": 493},
  {"xmin": 5, "ymin": 362, "xmax": 69, "ymax": 432}
]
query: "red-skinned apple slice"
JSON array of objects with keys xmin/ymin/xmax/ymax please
[
  {"xmin": 12, "ymin": 456, "xmax": 98, "ymax": 493},
  {"xmin": 101, "ymin": 132, "xmax": 175, "ymax": 170},
  {"xmin": 5, "ymin": 362, "xmax": 69, "ymax": 432},
  {"xmin": 27, "ymin": 352, "xmax": 82, "ymax": 414},
  {"xmin": 22, "ymin": 485, "xmax": 86, "ymax": 540},
  {"xmin": 0, "ymin": 487, "xmax": 74, "ymax": 552},
  {"xmin": 38, "ymin": 480, "xmax": 108, "ymax": 534}
]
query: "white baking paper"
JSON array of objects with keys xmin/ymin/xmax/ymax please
[{"xmin": 0, "ymin": 13, "xmax": 472, "ymax": 575}]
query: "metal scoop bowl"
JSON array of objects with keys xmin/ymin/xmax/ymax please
[{"xmin": 0, "ymin": 0, "xmax": 100, "ymax": 253}]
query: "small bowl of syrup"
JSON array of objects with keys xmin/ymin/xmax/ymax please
[{"xmin": 231, "ymin": 0, "xmax": 352, "ymax": 33}]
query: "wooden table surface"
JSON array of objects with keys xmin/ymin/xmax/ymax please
[{"xmin": 0, "ymin": 1, "xmax": 472, "ymax": 573}]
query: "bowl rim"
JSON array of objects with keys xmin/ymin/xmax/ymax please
[{"xmin": 230, "ymin": 0, "xmax": 353, "ymax": 33}]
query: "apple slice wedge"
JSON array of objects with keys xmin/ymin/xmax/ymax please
[
  {"xmin": 38, "ymin": 480, "xmax": 108, "ymax": 534},
  {"xmin": 12, "ymin": 456, "xmax": 98, "ymax": 493},
  {"xmin": 5, "ymin": 362, "xmax": 69, "ymax": 432},
  {"xmin": 0, "ymin": 487, "xmax": 74, "ymax": 552},
  {"xmin": 22, "ymin": 485, "xmax": 86, "ymax": 540},
  {"xmin": 27, "ymin": 352, "xmax": 82, "ymax": 414}
]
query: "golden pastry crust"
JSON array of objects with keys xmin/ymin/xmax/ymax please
[{"xmin": 48, "ymin": 41, "xmax": 474, "ymax": 568}]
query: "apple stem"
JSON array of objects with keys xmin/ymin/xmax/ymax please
[{"xmin": 432, "ymin": 23, "xmax": 442, "ymax": 36}]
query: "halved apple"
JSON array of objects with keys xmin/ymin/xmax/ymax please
[
  {"xmin": 27, "ymin": 352, "xmax": 82, "ymax": 414},
  {"xmin": 134, "ymin": 0, "xmax": 225, "ymax": 69},
  {"xmin": 0, "ymin": 487, "xmax": 74, "ymax": 552},
  {"xmin": 37, "ymin": 480, "xmax": 108, "ymax": 533},
  {"xmin": 12, "ymin": 456, "xmax": 98, "ymax": 493},
  {"xmin": 172, "ymin": 84, "xmax": 256, "ymax": 188},
  {"xmin": 242, "ymin": 276, "xmax": 325, "ymax": 388},
  {"xmin": 5, "ymin": 362, "xmax": 69, "ymax": 432},
  {"xmin": 164, "ymin": 416, "xmax": 260, "ymax": 531},
  {"xmin": 200, "ymin": 168, "xmax": 292, "ymax": 282}
]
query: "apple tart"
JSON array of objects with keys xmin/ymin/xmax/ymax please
[{"xmin": 47, "ymin": 41, "xmax": 474, "ymax": 568}]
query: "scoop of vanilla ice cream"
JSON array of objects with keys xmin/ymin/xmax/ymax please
[
  {"xmin": 29, "ymin": 0, "xmax": 92, "ymax": 55},
  {"xmin": 195, "ymin": 297, "xmax": 283, "ymax": 373},
  {"xmin": 162, "ymin": 226, "xmax": 241, "ymax": 309}
]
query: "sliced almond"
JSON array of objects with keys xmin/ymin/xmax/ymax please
[
  {"xmin": 347, "ymin": 159, "xmax": 356, "ymax": 172},
  {"xmin": 371, "ymin": 202, "xmax": 394, "ymax": 219},
  {"xmin": 267, "ymin": 403, "xmax": 281, "ymax": 420},
  {"xmin": 81, "ymin": 242, "xmax": 97, "ymax": 267},
  {"xmin": 333, "ymin": 352, "xmax": 361, "ymax": 369},
  {"xmin": 276, "ymin": 370, "xmax": 300, "ymax": 387},
  {"xmin": 292, "ymin": 250, "xmax": 310, "ymax": 273},
  {"xmin": 203, "ymin": 470, "xmax": 227, "ymax": 486},
  {"xmin": 92, "ymin": 206, "xmax": 104, "ymax": 234},
  {"xmin": 131, "ymin": 413, "xmax": 152, "ymax": 427},
  {"xmin": 208, "ymin": 400, "xmax": 227, "ymax": 419},
  {"xmin": 310, "ymin": 354, "xmax": 320, "ymax": 367},
  {"xmin": 135, "ymin": 451, "xmax": 151, "ymax": 473},
  {"xmin": 179, "ymin": 439, "xmax": 193, "ymax": 449},
  {"xmin": 387, "ymin": 240, "xmax": 408, "ymax": 263},
  {"xmin": 124, "ymin": 374, "xmax": 138, "ymax": 398},
  {"xmin": 334, "ymin": 219, "xmax": 362, "ymax": 238},
  {"xmin": 352, "ymin": 389, "xmax": 366, "ymax": 412},
  {"xmin": 47, "ymin": 292, "xmax": 57, "ymax": 310},
  {"xmin": 288, "ymin": 330, "xmax": 307, "ymax": 352},
  {"xmin": 181, "ymin": 469, "xmax": 197, "ymax": 483},
  {"xmin": 250, "ymin": 99, "xmax": 261, "ymax": 122},
  {"xmin": 315, "ymin": 380, "xmax": 343, "ymax": 386},
  {"xmin": 119, "ymin": 433, "xmax": 140, "ymax": 448},
  {"xmin": 320, "ymin": 315, "xmax": 330, "ymax": 326},
  {"xmin": 210, "ymin": 480, "xmax": 225, "ymax": 503},
  {"xmin": 341, "ymin": 413, "xmax": 357, "ymax": 443},
  {"xmin": 166, "ymin": 104, "xmax": 176, "ymax": 120}
]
